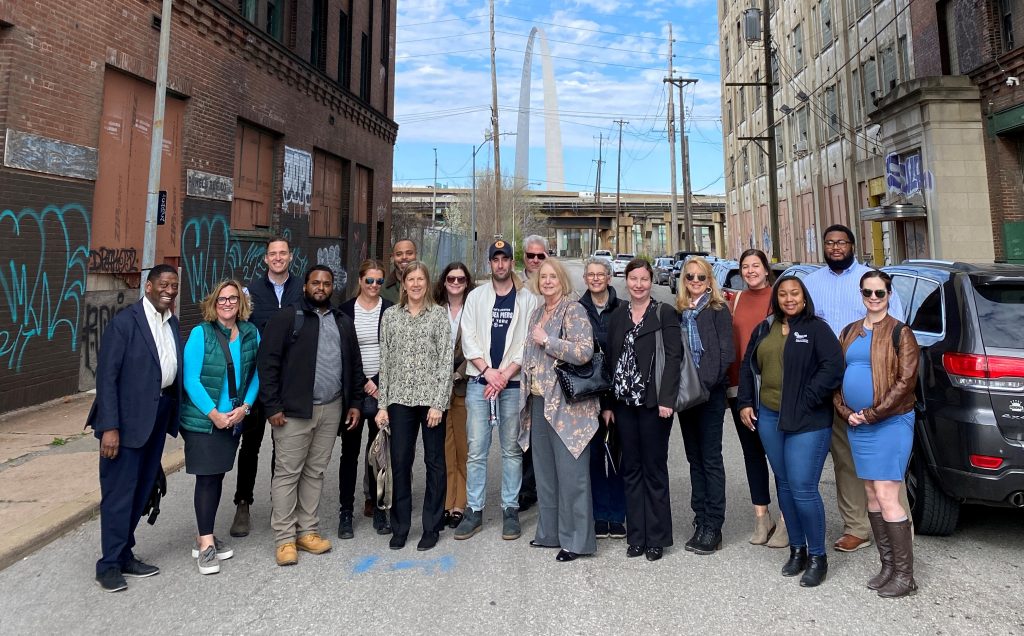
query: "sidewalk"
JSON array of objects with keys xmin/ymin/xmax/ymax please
[{"xmin": 0, "ymin": 393, "xmax": 184, "ymax": 572}]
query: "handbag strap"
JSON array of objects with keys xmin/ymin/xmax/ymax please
[{"xmin": 211, "ymin": 323, "xmax": 245, "ymax": 404}]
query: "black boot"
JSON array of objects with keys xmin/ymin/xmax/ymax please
[
  {"xmin": 799, "ymin": 554, "xmax": 828, "ymax": 587},
  {"xmin": 684, "ymin": 522, "xmax": 701, "ymax": 552},
  {"xmin": 692, "ymin": 526, "xmax": 723, "ymax": 555},
  {"xmin": 781, "ymin": 546, "xmax": 808, "ymax": 577}
]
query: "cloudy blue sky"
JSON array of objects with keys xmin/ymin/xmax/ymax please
[{"xmin": 392, "ymin": 0, "xmax": 725, "ymax": 196}]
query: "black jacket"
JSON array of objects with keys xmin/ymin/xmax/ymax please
[
  {"xmin": 606, "ymin": 301, "xmax": 681, "ymax": 410},
  {"xmin": 247, "ymin": 273, "xmax": 304, "ymax": 333},
  {"xmin": 686, "ymin": 304, "xmax": 735, "ymax": 392},
  {"xmin": 736, "ymin": 314, "xmax": 843, "ymax": 433},
  {"xmin": 258, "ymin": 299, "xmax": 366, "ymax": 419},
  {"xmin": 338, "ymin": 296, "xmax": 394, "ymax": 385},
  {"xmin": 579, "ymin": 287, "xmax": 623, "ymax": 353}
]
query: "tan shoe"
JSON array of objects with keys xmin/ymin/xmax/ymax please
[
  {"xmin": 276, "ymin": 543, "xmax": 298, "ymax": 566},
  {"xmin": 766, "ymin": 514, "xmax": 790, "ymax": 548},
  {"xmin": 833, "ymin": 533, "xmax": 872, "ymax": 552},
  {"xmin": 296, "ymin": 533, "xmax": 332, "ymax": 554},
  {"xmin": 749, "ymin": 512, "xmax": 776, "ymax": 545}
]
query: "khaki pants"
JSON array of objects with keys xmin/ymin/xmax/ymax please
[
  {"xmin": 271, "ymin": 399, "xmax": 342, "ymax": 546},
  {"xmin": 444, "ymin": 394, "xmax": 468, "ymax": 511},
  {"xmin": 831, "ymin": 412, "xmax": 911, "ymax": 539}
]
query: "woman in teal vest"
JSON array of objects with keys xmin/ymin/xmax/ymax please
[{"xmin": 181, "ymin": 279, "xmax": 260, "ymax": 575}]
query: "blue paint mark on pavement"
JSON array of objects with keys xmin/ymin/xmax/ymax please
[{"xmin": 352, "ymin": 555, "xmax": 379, "ymax": 575}]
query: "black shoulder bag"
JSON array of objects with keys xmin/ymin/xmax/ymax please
[{"xmin": 554, "ymin": 311, "xmax": 613, "ymax": 403}]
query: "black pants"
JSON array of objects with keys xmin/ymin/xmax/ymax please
[
  {"xmin": 233, "ymin": 400, "xmax": 273, "ymax": 505},
  {"xmin": 727, "ymin": 396, "xmax": 772, "ymax": 506},
  {"xmin": 389, "ymin": 404, "xmax": 447, "ymax": 539},
  {"xmin": 678, "ymin": 385, "xmax": 727, "ymax": 532},
  {"xmin": 338, "ymin": 417, "xmax": 379, "ymax": 512},
  {"xmin": 614, "ymin": 402, "xmax": 673, "ymax": 548},
  {"xmin": 520, "ymin": 446, "xmax": 537, "ymax": 505},
  {"xmin": 195, "ymin": 473, "xmax": 225, "ymax": 536}
]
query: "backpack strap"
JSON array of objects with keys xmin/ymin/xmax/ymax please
[
  {"xmin": 290, "ymin": 309, "xmax": 305, "ymax": 345},
  {"xmin": 891, "ymin": 320, "xmax": 906, "ymax": 355}
]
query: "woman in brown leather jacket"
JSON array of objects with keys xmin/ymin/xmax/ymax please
[{"xmin": 834, "ymin": 269, "xmax": 920, "ymax": 599}]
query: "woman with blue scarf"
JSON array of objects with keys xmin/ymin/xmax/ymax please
[{"xmin": 676, "ymin": 257, "xmax": 734, "ymax": 555}]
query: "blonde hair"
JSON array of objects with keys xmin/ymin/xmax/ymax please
[
  {"xmin": 676, "ymin": 257, "xmax": 726, "ymax": 311},
  {"xmin": 200, "ymin": 279, "xmax": 252, "ymax": 322},
  {"xmin": 527, "ymin": 257, "xmax": 573, "ymax": 298},
  {"xmin": 399, "ymin": 261, "xmax": 436, "ymax": 308}
]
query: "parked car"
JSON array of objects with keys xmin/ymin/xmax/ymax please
[
  {"xmin": 592, "ymin": 249, "xmax": 612, "ymax": 263},
  {"xmin": 671, "ymin": 254, "xmax": 717, "ymax": 295},
  {"xmin": 653, "ymin": 257, "xmax": 675, "ymax": 286},
  {"xmin": 781, "ymin": 262, "xmax": 823, "ymax": 280},
  {"xmin": 672, "ymin": 250, "xmax": 710, "ymax": 263},
  {"xmin": 715, "ymin": 260, "xmax": 815, "ymax": 294},
  {"xmin": 880, "ymin": 260, "xmax": 1024, "ymax": 535},
  {"xmin": 612, "ymin": 253, "xmax": 634, "ymax": 277}
]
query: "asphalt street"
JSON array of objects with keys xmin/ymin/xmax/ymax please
[{"xmin": 1, "ymin": 259, "xmax": 1022, "ymax": 634}]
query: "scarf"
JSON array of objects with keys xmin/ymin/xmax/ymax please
[{"xmin": 681, "ymin": 292, "xmax": 710, "ymax": 367}]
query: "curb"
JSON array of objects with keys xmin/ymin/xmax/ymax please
[{"xmin": 0, "ymin": 447, "xmax": 186, "ymax": 573}]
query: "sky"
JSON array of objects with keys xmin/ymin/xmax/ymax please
[{"xmin": 392, "ymin": 0, "xmax": 725, "ymax": 197}]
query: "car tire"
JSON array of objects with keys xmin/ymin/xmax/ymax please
[{"xmin": 906, "ymin": 444, "xmax": 960, "ymax": 536}]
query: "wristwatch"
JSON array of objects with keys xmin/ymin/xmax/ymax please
[{"xmin": 243, "ymin": 403, "xmax": 251, "ymax": 415}]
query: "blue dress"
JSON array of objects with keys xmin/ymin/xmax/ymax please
[{"xmin": 842, "ymin": 329, "xmax": 913, "ymax": 481}]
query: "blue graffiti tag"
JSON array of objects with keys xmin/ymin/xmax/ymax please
[
  {"xmin": 350, "ymin": 554, "xmax": 456, "ymax": 577},
  {"xmin": 0, "ymin": 204, "xmax": 90, "ymax": 372}
]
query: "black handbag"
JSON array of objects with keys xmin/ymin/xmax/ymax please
[{"xmin": 555, "ymin": 345, "xmax": 613, "ymax": 403}]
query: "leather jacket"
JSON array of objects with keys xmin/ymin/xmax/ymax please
[{"xmin": 833, "ymin": 314, "xmax": 919, "ymax": 424}]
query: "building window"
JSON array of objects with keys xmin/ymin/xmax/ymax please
[
  {"xmin": 233, "ymin": 122, "xmax": 276, "ymax": 230},
  {"xmin": 753, "ymin": 69, "xmax": 762, "ymax": 108},
  {"xmin": 881, "ymin": 45, "xmax": 897, "ymax": 93},
  {"xmin": 724, "ymin": 42, "xmax": 731, "ymax": 70},
  {"xmin": 773, "ymin": 124, "xmax": 785, "ymax": 164},
  {"xmin": 852, "ymin": 68, "xmax": 863, "ymax": 122},
  {"xmin": 823, "ymin": 84, "xmax": 839, "ymax": 141},
  {"xmin": 797, "ymin": 106, "xmax": 809, "ymax": 144},
  {"xmin": 736, "ymin": 21, "xmax": 744, "ymax": 59},
  {"xmin": 239, "ymin": 0, "xmax": 257, "ymax": 21},
  {"xmin": 856, "ymin": 0, "xmax": 870, "ymax": 17},
  {"xmin": 360, "ymin": 32, "xmax": 371, "ymax": 101},
  {"xmin": 791, "ymin": 24, "xmax": 804, "ymax": 70},
  {"xmin": 758, "ymin": 144, "xmax": 766, "ymax": 175},
  {"xmin": 266, "ymin": 1, "xmax": 282, "ymax": 41},
  {"xmin": 863, "ymin": 59, "xmax": 878, "ymax": 110},
  {"xmin": 771, "ymin": 50, "xmax": 780, "ymax": 92},
  {"xmin": 741, "ymin": 146, "xmax": 750, "ymax": 183},
  {"xmin": 238, "ymin": 1, "xmax": 284, "ymax": 41},
  {"xmin": 311, "ymin": 150, "xmax": 346, "ymax": 237},
  {"xmin": 898, "ymin": 34, "xmax": 910, "ymax": 79},
  {"xmin": 820, "ymin": 0, "xmax": 833, "ymax": 49},
  {"xmin": 1002, "ymin": 0, "xmax": 1018, "ymax": 52},
  {"xmin": 726, "ymin": 99, "xmax": 733, "ymax": 132},
  {"xmin": 738, "ymin": 85, "xmax": 746, "ymax": 123},
  {"xmin": 310, "ymin": 0, "xmax": 328, "ymax": 72},
  {"xmin": 380, "ymin": 0, "xmax": 391, "ymax": 66},
  {"xmin": 338, "ymin": 7, "xmax": 351, "ymax": 89}
]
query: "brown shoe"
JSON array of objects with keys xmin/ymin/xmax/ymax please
[
  {"xmin": 833, "ymin": 533, "xmax": 872, "ymax": 552},
  {"xmin": 296, "ymin": 533, "xmax": 332, "ymax": 554},
  {"xmin": 749, "ymin": 512, "xmax": 776, "ymax": 545},
  {"xmin": 363, "ymin": 499, "xmax": 375, "ymax": 518},
  {"xmin": 275, "ymin": 543, "xmax": 298, "ymax": 566}
]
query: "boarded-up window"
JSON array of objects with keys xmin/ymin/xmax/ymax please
[
  {"xmin": 311, "ymin": 150, "xmax": 343, "ymax": 237},
  {"xmin": 92, "ymin": 69, "xmax": 185, "ymax": 272},
  {"xmin": 233, "ymin": 123, "xmax": 276, "ymax": 230},
  {"xmin": 352, "ymin": 165, "xmax": 372, "ymax": 262}
]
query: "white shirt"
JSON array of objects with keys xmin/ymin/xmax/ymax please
[
  {"xmin": 447, "ymin": 304, "xmax": 464, "ymax": 349},
  {"xmin": 353, "ymin": 297, "xmax": 383, "ymax": 378},
  {"xmin": 142, "ymin": 297, "xmax": 177, "ymax": 389}
]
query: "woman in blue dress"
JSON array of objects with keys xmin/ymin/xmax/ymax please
[{"xmin": 834, "ymin": 269, "xmax": 920, "ymax": 599}]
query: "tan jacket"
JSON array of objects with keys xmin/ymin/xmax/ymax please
[{"xmin": 833, "ymin": 314, "xmax": 920, "ymax": 423}]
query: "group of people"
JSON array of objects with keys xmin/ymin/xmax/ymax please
[{"xmin": 88, "ymin": 224, "xmax": 919, "ymax": 600}]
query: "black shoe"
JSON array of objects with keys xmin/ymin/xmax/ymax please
[
  {"xmin": 692, "ymin": 527, "xmax": 723, "ymax": 555},
  {"xmin": 376, "ymin": 513, "xmax": 393, "ymax": 536},
  {"xmin": 448, "ymin": 510, "xmax": 463, "ymax": 529},
  {"xmin": 441, "ymin": 511, "xmax": 452, "ymax": 530},
  {"xmin": 95, "ymin": 568, "xmax": 127, "ymax": 592},
  {"xmin": 518, "ymin": 493, "xmax": 537, "ymax": 512},
  {"xmin": 781, "ymin": 546, "xmax": 809, "ymax": 577},
  {"xmin": 556, "ymin": 549, "xmax": 580, "ymax": 562},
  {"xmin": 800, "ymin": 554, "xmax": 828, "ymax": 587},
  {"xmin": 684, "ymin": 523, "xmax": 701, "ymax": 552},
  {"xmin": 595, "ymin": 520, "xmax": 610, "ymax": 538},
  {"xmin": 416, "ymin": 532, "xmax": 439, "ymax": 551},
  {"xmin": 120, "ymin": 557, "xmax": 159, "ymax": 578},
  {"xmin": 608, "ymin": 522, "xmax": 627, "ymax": 539},
  {"xmin": 338, "ymin": 510, "xmax": 354, "ymax": 540},
  {"xmin": 389, "ymin": 534, "xmax": 407, "ymax": 550},
  {"xmin": 530, "ymin": 539, "xmax": 559, "ymax": 548},
  {"xmin": 626, "ymin": 544, "xmax": 645, "ymax": 558},
  {"xmin": 645, "ymin": 547, "xmax": 664, "ymax": 561}
]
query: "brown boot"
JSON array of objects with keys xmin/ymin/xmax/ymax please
[
  {"xmin": 877, "ymin": 519, "xmax": 918, "ymax": 598},
  {"xmin": 866, "ymin": 511, "xmax": 894, "ymax": 590},
  {"xmin": 749, "ymin": 512, "xmax": 776, "ymax": 545}
]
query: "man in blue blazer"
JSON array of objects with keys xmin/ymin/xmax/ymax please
[{"xmin": 87, "ymin": 264, "xmax": 183, "ymax": 592}]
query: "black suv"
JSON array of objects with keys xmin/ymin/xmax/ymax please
[{"xmin": 882, "ymin": 261, "xmax": 1024, "ymax": 535}]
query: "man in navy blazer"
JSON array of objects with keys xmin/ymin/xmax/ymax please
[{"xmin": 87, "ymin": 264, "xmax": 183, "ymax": 592}]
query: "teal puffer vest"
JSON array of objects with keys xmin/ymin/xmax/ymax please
[{"xmin": 180, "ymin": 321, "xmax": 259, "ymax": 434}]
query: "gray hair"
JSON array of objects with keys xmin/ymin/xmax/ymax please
[
  {"xmin": 582, "ymin": 257, "xmax": 612, "ymax": 275},
  {"xmin": 522, "ymin": 234, "xmax": 548, "ymax": 252}
]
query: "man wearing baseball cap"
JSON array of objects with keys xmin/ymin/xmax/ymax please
[{"xmin": 454, "ymin": 240, "xmax": 537, "ymax": 541}]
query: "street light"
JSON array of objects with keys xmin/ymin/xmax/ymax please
[{"xmin": 471, "ymin": 131, "xmax": 515, "ymax": 274}]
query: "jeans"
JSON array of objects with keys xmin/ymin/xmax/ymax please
[
  {"xmin": 589, "ymin": 421, "xmax": 626, "ymax": 524},
  {"xmin": 464, "ymin": 380, "xmax": 522, "ymax": 511},
  {"xmin": 757, "ymin": 407, "xmax": 831, "ymax": 556},
  {"xmin": 678, "ymin": 385, "xmax": 727, "ymax": 532},
  {"xmin": 727, "ymin": 396, "xmax": 772, "ymax": 506}
]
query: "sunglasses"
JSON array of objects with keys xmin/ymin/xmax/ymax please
[
  {"xmin": 525, "ymin": 252, "xmax": 547, "ymax": 260},
  {"xmin": 861, "ymin": 289, "xmax": 888, "ymax": 299},
  {"xmin": 685, "ymin": 273, "xmax": 708, "ymax": 282},
  {"xmin": 364, "ymin": 277, "xmax": 385, "ymax": 286},
  {"xmin": 446, "ymin": 275, "xmax": 467, "ymax": 284}
]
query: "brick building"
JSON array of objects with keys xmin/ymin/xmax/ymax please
[{"xmin": 0, "ymin": 0, "xmax": 397, "ymax": 412}]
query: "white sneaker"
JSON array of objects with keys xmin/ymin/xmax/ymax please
[
  {"xmin": 197, "ymin": 545, "xmax": 220, "ymax": 575},
  {"xmin": 192, "ymin": 537, "xmax": 234, "ymax": 560}
]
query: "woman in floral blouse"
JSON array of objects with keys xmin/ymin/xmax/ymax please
[
  {"xmin": 518, "ymin": 258, "xmax": 598, "ymax": 562},
  {"xmin": 604, "ymin": 259, "xmax": 681, "ymax": 562},
  {"xmin": 375, "ymin": 262, "xmax": 454, "ymax": 552}
]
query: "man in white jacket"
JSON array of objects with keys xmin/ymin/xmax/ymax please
[{"xmin": 454, "ymin": 240, "xmax": 537, "ymax": 541}]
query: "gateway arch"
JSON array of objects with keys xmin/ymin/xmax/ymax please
[{"xmin": 514, "ymin": 27, "xmax": 564, "ymax": 191}]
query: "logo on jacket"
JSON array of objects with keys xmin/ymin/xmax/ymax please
[
  {"xmin": 1010, "ymin": 400, "xmax": 1024, "ymax": 413},
  {"xmin": 793, "ymin": 331, "xmax": 809, "ymax": 344}
]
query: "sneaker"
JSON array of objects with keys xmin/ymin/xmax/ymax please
[
  {"xmin": 595, "ymin": 520, "xmax": 610, "ymax": 539},
  {"xmin": 276, "ymin": 542, "xmax": 298, "ymax": 566},
  {"xmin": 608, "ymin": 522, "xmax": 627, "ymax": 539},
  {"xmin": 502, "ymin": 507, "xmax": 521, "ymax": 540},
  {"xmin": 95, "ymin": 568, "xmax": 127, "ymax": 593},
  {"xmin": 338, "ymin": 510, "xmax": 354, "ymax": 540},
  {"xmin": 454, "ymin": 508, "xmax": 483, "ymax": 540},
  {"xmin": 191, "ymin": 537, "xmax": 233, "ymax": 560},
  {"xmin": 296, "ymin": 533, "xmax": 332, "ymax": 554},
  {"xmin": 229, "ymin": 503, "xmax": 251, "ymax": 538},
  {"xmin": 120, "ymin": 557, "xmax": 159, "ymax": 578},
  {"xmin": 197, "ymin": 545, "xmax": 220, "ymax": 575}
]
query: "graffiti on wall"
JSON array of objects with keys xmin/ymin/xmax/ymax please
[
  {"xmin": 316, "ymin": 244, "xmax": 347, "ymax": 289},
  {"xmin": 0, "ymin": 203, "xmax": 90, "ymax": 372},
  {"xmin": 283, "ymin": 147, "xmax": 312, "ymax": 215},
  {"xmin": 79, "ymin": 290, "xmax": 131, "ymax": 390},
  {"xmin": 886, "ymin": 153, "xmax": 934, "ymax": 198},
  {"xmin": 88, "ymin": 246, "xmax": 138, "ymax": 273}
]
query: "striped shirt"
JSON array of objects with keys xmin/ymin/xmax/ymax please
[
  {"xmin": 802, "ymin": 260, "xmax": 905, "ymax": 337},
  {"xmin": 353, "ymin": 298, "xmax": 382, "ymax": 378}
]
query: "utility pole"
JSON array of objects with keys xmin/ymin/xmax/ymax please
[
  {"xmin": 593, "ymin": 133, "xmax": 604, "ymax": 253},
  {"xmin": 489, "ymin": 0, "xmax": 502, "ymax": 235},
  {"xmin": 432, "ymin": 147, "xmax": 438, "ymax": 227},
  {"xmin": 665, "ymin": 24, "xmax": 679, "ymax": 255},
  {"xmin": 666, "ymin": 77, "xmax": 699, "ymax": 252},
  {"xmin": 614, "ymin": 119, "xmax": 627, "ymax": 254}
]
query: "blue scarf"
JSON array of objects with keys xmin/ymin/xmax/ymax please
[{"xmin": 681, "ymin": 292, "xmax": 710, "ymax": 367}]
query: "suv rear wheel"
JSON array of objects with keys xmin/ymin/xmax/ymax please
[{"xmin": 907, "ymin": 442, "xmax": 960, "ymax": 536}]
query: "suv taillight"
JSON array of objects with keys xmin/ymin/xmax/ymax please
[{"xmin": 942, "ymin": 352, "xmax": 1024, "ymax": 392}]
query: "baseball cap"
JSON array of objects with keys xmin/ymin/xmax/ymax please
[{"xmin": 488, "ymin": 240, "xmax": 512, "ymax": 260}]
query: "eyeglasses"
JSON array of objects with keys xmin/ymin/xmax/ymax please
[
  {"xmin": 446, "ymin": 275, "xmax": 467, "ymax": 284},
  {"xmin": 525, "ymin": 252, "xmax": 547, "ymax": 260},
  {"xmin": 861, "ymin": 289, "xmax": 888, "ymax": 299},
  {"xmin": 824, "ymin": 240, "xmax": 852, "ymax": 248},
  {"xmin": 216, "ymin": 295, "xmax": 240, "ymax": 305},
  {"xmin": 685, "ymin": 273, "xmax": 708, "ymax": 282},
  {"xmin": 364, "ymin": 277, "xmax": 385, "ymax": 286},
  {"xmin": 585, "ymin": 272, "xmax": 608, "ymax": 279}
]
